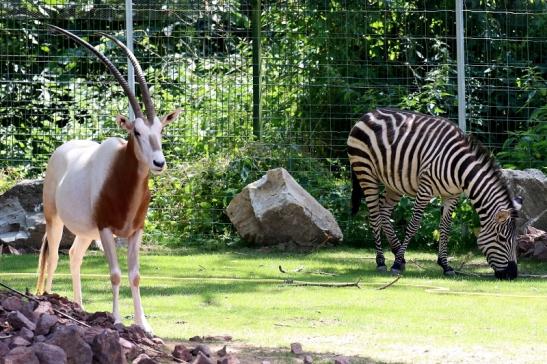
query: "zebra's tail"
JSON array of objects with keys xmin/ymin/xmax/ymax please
[{"xmin": 351, "ymin": 169, "xmax": 363, "ymax": 216}]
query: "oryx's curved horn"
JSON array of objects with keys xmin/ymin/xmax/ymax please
[
  {"xmin": 48, "ymin": 25, "xmax": 144, "ymax": 119},
  {"xmin": 99, "ymin": 32, "xmax": 156, "ymax": 124}
]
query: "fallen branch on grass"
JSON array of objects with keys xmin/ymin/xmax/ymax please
[
  {"xmin": 455, "ymin": 271, "xmax": 547, "ymax": 279},
  {"xmin": 454, "ymin": 270, "xmax": 484, "ymax": 278},
  {"xmin": 410, "ymin": 259, "xmax": 425, "ymax": 270},
  {"xmin": 283, "ymin": 278, "xmax": 361, "ymax": 288},
  {"xmin": 377, "ymin": 275, "xmax": 401, "ymax": 290},
  {"xmin": 519, "ymin": 273, "xmax": 547, "ymax": 279},
  {"xmin": 310, "ymin": 270, "xmax": 338, "ymax": 276}
]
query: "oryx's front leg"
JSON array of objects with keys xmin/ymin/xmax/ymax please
[
  {"xmin": 127, "ymin": 229, "xmax": 152, "ymax": 333},
  {"xmin": 98, "ymin": 228, "xmax": 122, "ymax": 324}
]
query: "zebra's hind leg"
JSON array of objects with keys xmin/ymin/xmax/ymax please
[
  {"xmin": 437, "ymin": 198, "xmax": 458, "ymax": 276},
  {"xmin": 361, "ymin": 181, "xmax": 387, "ymax": 272},
  {"xmin": 392, "ymin": 180, "xmax": 433, "ymax": 275},
  {"xmin": 380, "ymin": 191, "xmax": 405, "ymax": 271}
]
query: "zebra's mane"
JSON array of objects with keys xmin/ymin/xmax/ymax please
[{"xmin": 465, "ymin": 133, "xmax": 516, "ymax": 210}]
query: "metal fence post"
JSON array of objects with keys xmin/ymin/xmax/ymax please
[
  {"xmin": 455, "ymin": 0, "xmax": 466, "ymax": 132},
  {"xmin": 251, "ymin": 0, "xmax": 262, "ymax": 139},
  {"xmin": 125, "ymin": 0, "xmax": 135, "ymax": 120}
]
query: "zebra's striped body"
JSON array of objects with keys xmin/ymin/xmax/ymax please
[{"xmin": 348, "ymin": 108, "xmax": 520, "ymax": 279}]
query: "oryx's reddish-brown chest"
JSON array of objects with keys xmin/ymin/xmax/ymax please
[{"xmin": 93, "ymin": 137, "xmax": 150, "ymax": 237}]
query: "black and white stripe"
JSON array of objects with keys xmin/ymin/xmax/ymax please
[{"xmin": 348, "ymin": 108, "xmax": 521, "ymax": 279}]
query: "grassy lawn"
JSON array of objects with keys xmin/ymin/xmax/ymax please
[{"xmin": 1, "ymin": 247, "xmax": 546, "ymax": 363}]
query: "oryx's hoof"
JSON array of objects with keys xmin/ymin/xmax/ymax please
[{"xmin": 376, "ymin": 265, "xmax": 388, "ymax": 273}]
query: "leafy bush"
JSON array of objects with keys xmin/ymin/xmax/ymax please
[{"xmin": 498, "ymin": 121, "xmax": 547, "ymax": 173}]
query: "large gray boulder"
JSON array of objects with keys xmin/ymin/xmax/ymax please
[
  {"xmin": 501, "ymin": 169, "xmax": 547, "ymax": 233},
  {"xmin": 0, "ymin": 179, "xmax": 74, "ymax": 250},
  {"xmin": 226, "ymin": 168, "xmax": 343, "ymax": 249}
]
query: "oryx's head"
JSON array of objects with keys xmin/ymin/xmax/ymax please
[
  {"xmin": 477, "ymin": 196, "xmax": 523, "ymax": 280},
  {"xmin": 49, "ymin": 25, "xmax": 182, "ymax": 174}
]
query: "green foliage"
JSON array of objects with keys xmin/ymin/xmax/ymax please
[
  {"xmin": 498, "ymin": 122, "xmax": 547, "ymax": 173},
  {"xmin": 145, "ymin": 142, "xmax": 360, "ymax": 247},
  {"xmin": 0, "ymin": 165, "xmax": 32, "ymax": 194}
]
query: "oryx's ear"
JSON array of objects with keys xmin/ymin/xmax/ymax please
[
  {"xmin": 513, "ymin": 196, "xmax": 523, "ymax": 211},
  {"xmin": 161, "ymin": 108, "xmax": 183, "ymax": 127},
  {"xmin": 495, "ymin": 209, "xmax": 511, "ymax": 224},
  {"xmin": 116, "ymin": 115, "xmax": 133, "ymax": 132}
]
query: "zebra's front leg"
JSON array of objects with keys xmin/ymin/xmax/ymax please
[
  {"xmin": 392, "ymin": 182, "xmax": 433, "ymax": 275},
  {"xmin": 362, "ymin": 182, "xmax": 387, "ymax": 272},
  {"xmin": 437, "ymin": 198, "xmax": 458, "ymax": 276}
]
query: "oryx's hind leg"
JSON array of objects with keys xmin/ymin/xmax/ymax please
[{"xmin": 69, "ymin": 236, "xmax": 93, "ymax": 308}]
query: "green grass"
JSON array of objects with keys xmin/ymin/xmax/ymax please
[{"xmin": 1, "ymin": 247, "xmax": 546, "ymax": 363}]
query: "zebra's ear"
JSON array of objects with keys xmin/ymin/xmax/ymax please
[
  {"xmin": 495, "ymin": 209, "xmax": 511, "ymax": 224},
  {"xmin": 513, "ymin": 196, "xmax": 523, "ymax": 211}
]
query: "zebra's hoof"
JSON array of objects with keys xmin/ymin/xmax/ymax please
[
  {"xmin": 390, "ymin": 268, "xmax": 402, "ymax": 276},
  {"xmin": 376, "ymin": 265, "xmax": 388, "ymax": 273},
  {"xmin": 443, "ymin": 269, "xmax": 456, "ymax": 277}
]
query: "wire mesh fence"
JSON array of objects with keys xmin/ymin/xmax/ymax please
[{"xmin": 0, "ymin": 0, "xmax": 545, "ymax": 246}]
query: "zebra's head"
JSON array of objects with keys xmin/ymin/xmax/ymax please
[{"xmin": 477, "ymin": 196, "xmax": 523, "ymax": 280}]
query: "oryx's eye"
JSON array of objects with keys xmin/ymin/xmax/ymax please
[{"xmin": 134, "ymin": 130, "xmax": 141, "ymax": 137}]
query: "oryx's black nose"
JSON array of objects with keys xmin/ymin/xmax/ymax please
[{"xmin": 153, "ymin": 160, "xmax": 165, "ymax": 168}]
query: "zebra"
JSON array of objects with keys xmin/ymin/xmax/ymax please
[{"xmin": 347, "ymin": 108, "xmax": 522, "ymax": 279}]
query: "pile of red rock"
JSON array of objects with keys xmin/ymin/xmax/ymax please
[
  {"xmin": 517, "ymin": 226, "xmax": 547, "ymax": 261},
  {"xmin": 0, "ymin": 291, "xmax": 239, "ymax": 364}
]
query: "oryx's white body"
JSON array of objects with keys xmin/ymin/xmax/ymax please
[
  {"xmin": 46, "ymin": 139, "xmax": 123, "ymax": 239},
  {"xmin": 36, "ymin": 25, "xmax": 181, "ymax": 334}
]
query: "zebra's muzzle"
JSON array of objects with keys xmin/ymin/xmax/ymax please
[{"xmin": 494, "ymin": 261, "xmax": 518, "ymax": 280}]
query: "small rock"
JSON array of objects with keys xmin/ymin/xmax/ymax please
[
  {"xmin": 46, "ymin": 324, "xmax": 93, "ymax": 364},
  {"xmin": 0, "ymin": 341, "xmax": 10, "ymax": 357},
  {"xmin": 91, "ymin": 329, "xmax": 127, "ymax": 364},
  {"xmin": 9, "ymin": 336, "xmax": 31, "ymax": 348},
  {"xmin": 132, "ymin": 353, "xmax": 156, "ymax": 364},
  {"xmin": 82, "ymin": 326, "xmax": 104, "ymax": 345},
  {"xmin": 334, "ymin": 357, "xmax": 350, "ymax": 364},
  {"xmin": 304, "ymin": 355, "xmax": 313, "ymax": 364},
  {"xmin": 33, "ymin": 342, "xmax": 68, "ymax": 364},
  {"xmin": 34, "ymin": 335, "xmax": 46, "ymax": 343},
  {"xmin": 290, "ymin": 342, "xmax": 304, "ymax": 355},
  {"xmin": 173, "ymin": 344, "xmax": 193, "ymax": 361},
  {"xmin": 216, "ymin": 345, "xmax": 227, "ymax": 357},
  {"xmin": 2, "ymin": 296, "xmax": 23, "ymax": 311},
  {"xmin": 33, "ymin": 301, "xmax": 53, "ymax": 317},
  {"xmin": 151, "ymin": 336, "xmax": 164, "ymax": 345},
  {"xmin": 192, "ymin": 343, "xmax": 213, "ymax": 357},
  {"xmin": 35, "ymin": 313, "xmax": 58, "ymax": 335},
  {"xmin": 192, "ymin": 353, "xmax": 215, "ymax": 364},
  {"xmin": 189, "ymin": 335, "xmax": 203, "ymax": 342},
  {"xmin": 18, "ymin": 327, "xmax": 34, "ymax": 342},
  {"xmin": 87, "ymin": 311, "xmax": 115, "ymax": 327},
  {"xmin": 3, "ymin": 346, "xmax": 40, "ymax": 364},
  {"xmin": 113, "ymin": 322, "xmax": 126, "ymax": 332},
  {"xmin": 217, "ymin": 355, "xmax": 240, "ymax": 364},
  {"xmin": 6, "ymin": 311, "xmax": 36, "ymax": 331},
  {"xmin": 119, "ymin": 337, "xmax": 140, "ymax": 361},
  {"xmin": 204, "ymin": 335, "xmax": 233, "ymax": 342}
]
